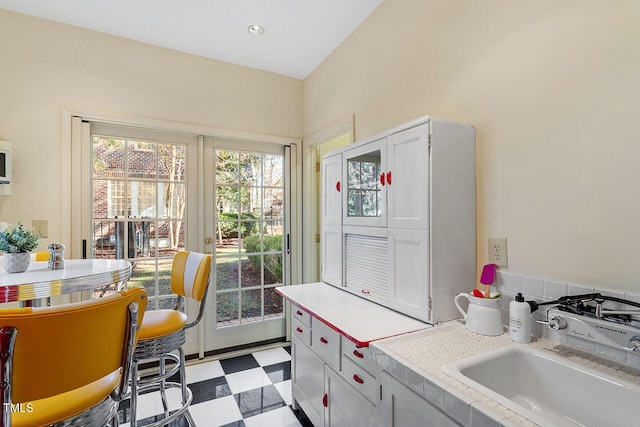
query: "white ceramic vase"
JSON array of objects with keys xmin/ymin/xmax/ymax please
[{"xmin": 3, "ymin": 252, "xmax": 31, "ymax": 273}]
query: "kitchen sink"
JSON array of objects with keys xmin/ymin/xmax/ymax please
[{"xmin": 442, "ymin": 344, "xmax": 640, "ymax": 426}]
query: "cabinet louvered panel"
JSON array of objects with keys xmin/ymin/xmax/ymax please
[{"xmin": 345, "ymin": 234, "xmax": 389, "ymax": 302}]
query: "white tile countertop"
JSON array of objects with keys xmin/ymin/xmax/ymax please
[{"xmin": 370, "ymin": 321, "xmax": 640, "ymax": 427}]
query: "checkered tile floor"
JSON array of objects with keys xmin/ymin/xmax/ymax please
[{"xmin": 118, "ymin": 345, "xmax": 314, "ymax": 427}]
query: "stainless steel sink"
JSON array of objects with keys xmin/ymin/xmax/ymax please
[{"xmin": 442, "ymin": 344, "xmax": 640, "ymax": 426}]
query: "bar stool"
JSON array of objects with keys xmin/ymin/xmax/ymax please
[
  {"xmin": 129, "ymin": 251, "xmax": 212, "ymax": 426},
  {"xmin": 0, "ymin": 287, "xmax": 147, "ymax": 427}
]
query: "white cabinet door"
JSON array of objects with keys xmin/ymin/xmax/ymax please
[
  {"xmin": 321, "ymin": 224, "xmax": 343, "ymax": 287},
  {"xmin": 387, "ymin": 124, "xmax": 430, "ymax": 230},
  {"xmin": 322, "ymin": 152, "xmax": 343, "ymax": 226},
  {"xmin": 292, "ymin": 338, "xmax": 325, "ymax": 427},
  {"xmin": 388, "ymin": 229, "xmax": 430, "ymax": 321},
  {"xmin": 379, "ymin": 372, "xmax": 459, "ymax": 427},
  {"xmin": 325, "ymin": 367, "xmax": 376, "ymax": 427},
  {"xmin": 343, "ymin": 139, "xmax": 387, "ymax": 228}
]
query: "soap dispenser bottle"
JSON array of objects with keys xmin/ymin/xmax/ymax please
[{"xmin": 509, "ymin": 293, "xmax": 531, "ymax": 343}]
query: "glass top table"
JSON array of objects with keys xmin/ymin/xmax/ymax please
[{"xmin": 0, "ymin": 259, "xmax": 132, "ymax": 303}]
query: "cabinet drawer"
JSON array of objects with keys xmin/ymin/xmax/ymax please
[
  {"xmin": 342, "ymin": 339, "xmax": 378, "ymax": 375},
  {"xmin": 292, "ymin": 318, "xmax": 311, "ymax": 347},
  {"xmin": 292, "ymin": 304, "xmax": 311, "ymax": 328},
  {"xmin": 341, "ymin": 355, "xmax": 378, "ymax": 403},
  {"xmin": 312, "ymin": 320, "xmax": 341, "ymax": 371}
]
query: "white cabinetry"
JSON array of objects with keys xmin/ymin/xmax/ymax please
[
  {"xmin": 386, "ymin": 125, "xmax": 430, "ymax": 230},
  {"xmin": 322, "ymin": 153, "xmax": 343, "ymax": 226},
  {"xmin": 292, "ymin": 336, "xmax": 325, "ymax": 427},
  {"xmin": 290, "ymin": 302, "xmax": 384, "ymax": 427},
  {"xmin": 325, "ymin": 367, "xmax": 376, "ymax": 427},
  {"xmin": 323, "ymin": 116, "xmax": 476, "ymax": 324},
  {"xmin": 321, "ymin": 152, "xmax": 343, "ymax": 286},
  {"xmin": 379, "ymin": 372, "xmax": 461, "ymax": 427}
]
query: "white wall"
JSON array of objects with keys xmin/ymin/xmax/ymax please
[
  {"xmin": 0, "ymin": 9, "xmax": 302, "ymax": 249},
  {"xmin": 303, "ymin": 0, "xmax": 640, "ymax": 292}
]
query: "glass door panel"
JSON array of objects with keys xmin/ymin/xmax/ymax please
[
  {"xmin": 90, "ymin": 134, "xmax": 187, "ymax": 310},
  {"xmin": 343, "ymin": 139, "xmax": 387, "ymax": 227},
  {"xmin": 214, "ymin": 148, "xmax": 285, "ymax": 329},
  {"xmin": 347, "ymin": 150, "xmax": 382, "ymax": 218}
]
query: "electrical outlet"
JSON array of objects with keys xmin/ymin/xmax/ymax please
[
  {"xmin": 488, "ymin": 237, "xmax": 508, "ymax": 267},
  {"xmin": 33, "ymin": 219, "xmax": 48, "ymax": 238}
]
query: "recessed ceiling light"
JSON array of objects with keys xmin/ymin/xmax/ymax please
[{"xmin": 248, "ymin": 25, "xmax": 265, "ymax": 36}]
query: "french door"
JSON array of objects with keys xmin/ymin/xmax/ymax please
[
  {"xmin": 73, "ymin": 117, "xmax": 296, "ymax": 356},
  {"xmin": 203, "ymin": 138, "xmax": 293, "ymax": 351}
]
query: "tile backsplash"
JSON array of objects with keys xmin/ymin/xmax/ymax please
[{"xmin": 494, "ymin": 271, "xmax": 640, "ymax": 371}]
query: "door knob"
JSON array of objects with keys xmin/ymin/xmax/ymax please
[{"xmin": 205, "ymin": 237, "xmax": 213, "ymax": 244}]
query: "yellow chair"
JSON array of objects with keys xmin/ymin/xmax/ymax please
[
  {"xmin": 130, "ymin": 251, "xmax": 212, "ymax": 426},
  {"xmin": 0, "ymin": 287, "xmax": 148, "ymax": 427},
  {"xmin": 34, "ymin": 251, "xmax": 50, "ymax": 262}
]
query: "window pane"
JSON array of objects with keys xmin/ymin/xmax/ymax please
[
  {"xmin": 128, "ymin": 259, "xmax": 157, "ymax": 297},
  {"xmin": 93, "ymin": 180, "xmax": 126, "ymax": 218},
  {"xmin": 159, "ymin": 182, "xmax": 185, "ymax": 219},
  {"xmin": 127, "ymin": 140, "xmax": 157, "ymax": 179},
  {"xmin": 240, "ymin": 153, "xmax": 261, "ymax": 187},
  {"xmin": 157, "ymin": 220, "xmax": 184, "ymax": 255},
  {"xmin": 93, "ymin": 137, "xmax": 125, "ymax": 179},
  {"xmin": 263, "ymin": 154, "xmax": 283, "ymax": 187},
  {"xmin": 216, "ymin": 151, "xmax": 238, "ymax": 186},
  {"xmin": 264, "ymin": 188, "xmax": 283, "ymax": 220},
  {"xmin": 241, "ymin": 256, "xmax": 262, "ymax": 288},
  {"xmin": 92, "ymin": 220, "xmax": 116, "ymax": 259},
  {"xmin": 241, "ymin": 289, "xmax": 262, "ymax": 322},
  {"xmin": 216, "ymin": 257, "xmax": 239, "ymax": 291},
  {"xmin": 264, "ymin": 287, "xmax": 283, "ymax": 318},
  {"xmin": 159, "ymin": 143, "xmax": 185, "ymax": 181},
  {"xmin": 217, "ymin": 292, "xmax": 239, "ymax": 325},
  {"xmin": 128, "ymin": 181, "xmax": 156, "ymax": 218}
]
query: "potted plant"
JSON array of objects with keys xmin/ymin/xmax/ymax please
[{"xmin": 0, "ymin": 222, "xmax": 41, "ymax": 273}]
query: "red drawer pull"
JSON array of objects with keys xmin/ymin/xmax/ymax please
[
  {"xmin": 323, "ymin": 393, "xmax": 328, "ymax": 407},
  {"xmin": 386, "ymin": 170, "xmax": 392, "ymax": 185},
  {"xmin": 380, "ymin": 172, "xmax": 385, "ymax": 186},
  {"xmin": 361, "ymin": 290, "xmax": 370, "ymax": 295},
  {"xmin": 320, "ymin": 337, "xmax": 328, "ymax": 344},
  {"xmin": 353, "ymin": 349, "xmax": 364, "ymax": 359},
  {"xmin": 296, "ymin": 327, "xmax": 303, "ymax": 333},
  {"xmin": 353, "ymin": 374, "xmax": 364, "ymax": 384},
  {"xmin": 336, "ymin": 181, "xmax": 341, "ymax": 192},
  {"xmin": 296, "ymin": 310, "xmax": 303, "ymax": 316}
]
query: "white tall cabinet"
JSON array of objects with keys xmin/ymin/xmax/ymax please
[{"xmin": 321, "ymin": 116, "xmax": 476, "ymax": 324}]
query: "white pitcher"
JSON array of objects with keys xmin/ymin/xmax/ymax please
[{"xmin": 454, "ymin": 292, "xmax": 504, "ymax": 336}]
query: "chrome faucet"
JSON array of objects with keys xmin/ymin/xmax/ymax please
[{"xmin": 593, "ymin": 297, "xmax": 640, "ymax": 319}]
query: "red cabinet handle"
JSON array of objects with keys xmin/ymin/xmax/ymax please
[
  {"xmin": 296, "ymin": 327, "xmax": 303, "ymax": 333},
  {"xmin": 380, "ymin": 172, "xmax": 385, "ymax": 186},
  {"xmin": 336, "ymin": 181, "xmax": 341, "ymax": 192},
  {"xmin": 386, "ymin": 171, "xmax": 392, "ymax": 185},
  {"xmin": 353, "ymin": 349, "xmax": 364, "ymax": 359},
  {"xmin": 353, "ymin": 374, "xmax": 364, "ymax": 384},
  {"xmin": 320, "ymin": 337, "xmax": 328, "ymax": 344},
  {"xmin": 361, "ymin": 290, "xmax": 370, "ymax": 295},
  {"xmin": 296, "ymin": 310, "xmax": 303, "ymax": 316},
  {"xmin": 323, "ymin": 393, "xmax": 328, "ymax": 407}
]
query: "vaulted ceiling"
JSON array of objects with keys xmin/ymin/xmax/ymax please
[{"xmin": 0, "ymin": 0, "xmax": 384, "ymax": 79}]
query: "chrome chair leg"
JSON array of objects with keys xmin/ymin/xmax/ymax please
[
  {"xmin": 159, "ymin": 356, "xmax": 169, "ymax": 414},
  {"xmin": 130, "ymin": 360, "xmax": 139, "ymax": 426}
]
